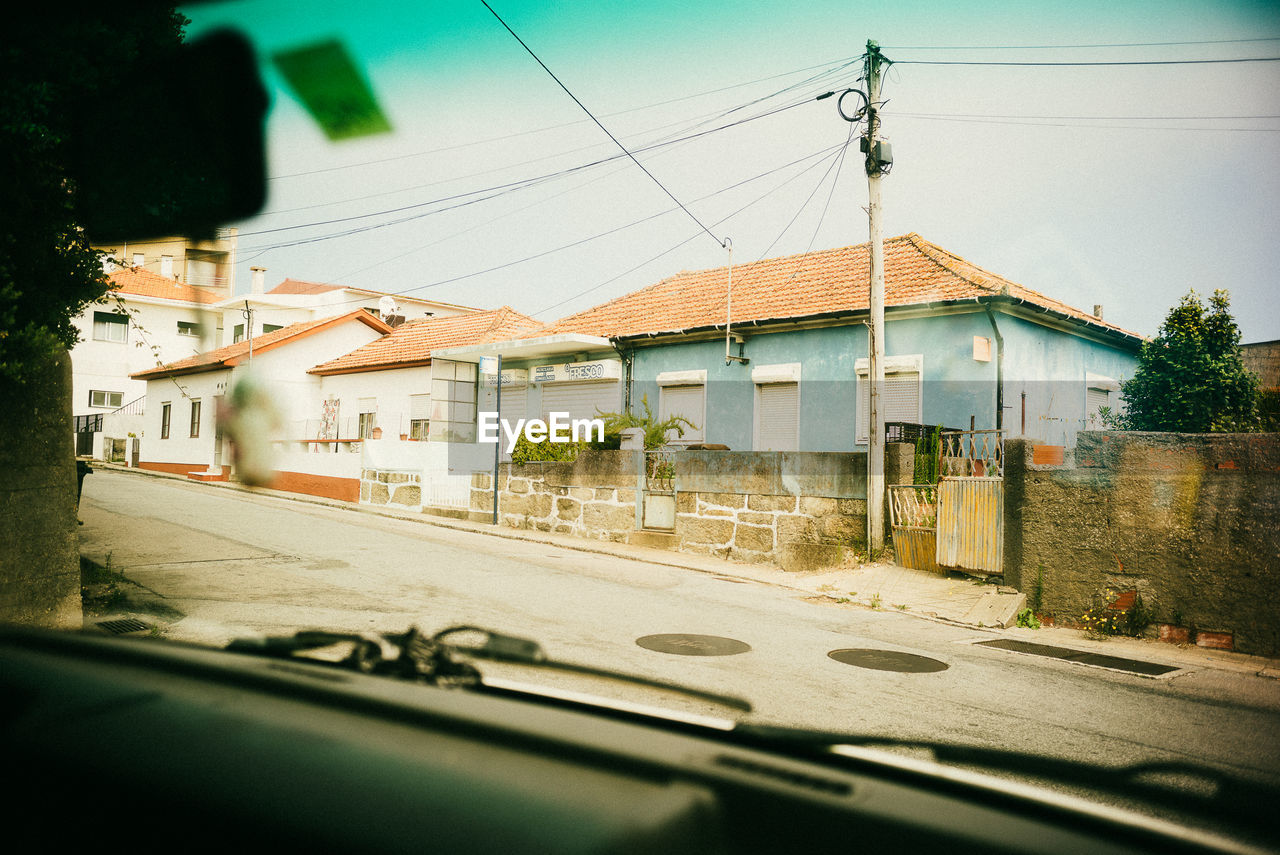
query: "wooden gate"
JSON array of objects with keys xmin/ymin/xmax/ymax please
[{"xmin": 934, "ymin": 430, "xmax": 1004, "ymax": 576}]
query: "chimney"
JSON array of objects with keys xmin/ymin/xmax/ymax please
[
  {"xmin": 251, "ymin": 266, "xmax": 266, "ymax": 296},
  {"xmin": 1093, "ymin": 304, "xmax": 1104, "ymax": 319}
]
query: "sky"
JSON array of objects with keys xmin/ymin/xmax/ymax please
[{"xmin": 180, "ymin": 0, "xmax": 1280, "ymax": 343}]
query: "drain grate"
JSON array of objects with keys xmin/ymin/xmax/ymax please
[
  {"xmin": 636, "ymin": 634, "xmax": 751, "ymax": 656},
  {"xmin": 96, "ymin": 618, "xmax": 152, "ymax": 635},
  {"xmin": 828, "ymin": 648, "xmax": 949, "ymax": 673},
  {"xmin": 975, "ymin": 639, "xmax": 1178, "ymax": 676}
]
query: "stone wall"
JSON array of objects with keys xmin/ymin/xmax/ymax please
[
  {"xmin": 469, "ymin": 453, "xmax": 638, "ymax": 542},
  {"xmin": 0, "ymin": 350, "xmax": 81, "ymax": 628},
  {"xmin": 1003, "ymin": 431, "xmax": 1280, "ymax": 654},
  {"xmin": 468, "ymin": 447, "xmax": 910, "ymax": 571},
  {"xmin": 361, "ymin": 468, "xmax": 423, "ymax": 511}
]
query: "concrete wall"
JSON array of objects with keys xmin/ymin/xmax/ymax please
[
  {"xmin": 1241, "ymin": 340, "xmax": 1280, "ymax": 388},
  {"xmin": 467, "ymin": 447, "xmax": 907, "ymax": 571},
  {"xmin": 1, "ymin": 351, "xmax": 81, "ymax": 628},
  {"xmin": 1003, "ymin": 432, "xmax": 1280, "ymax": 655}
]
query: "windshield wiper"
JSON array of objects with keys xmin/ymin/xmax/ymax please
[{"xmin": 226, "ymin": 624, "xmax": 751, "ymax": 713}]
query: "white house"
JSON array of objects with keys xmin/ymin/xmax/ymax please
[
  {"xmin": 212, "ymin": 269, "xmax": 483, "ymax": 347},
  {"xmin": 131, "ymin": 310, "xmax": 393, "ymax": 499},
  {"xmin": 71, "ymin": 266, "xmax": 227, "ymax": 458}
]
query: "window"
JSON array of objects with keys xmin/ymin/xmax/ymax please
[
  {"xmin": 161, "ymin": 403, "xmax": 171, "ymax": 439},
  {"xmin": 177, "ymin": 321, "xmax": 200, "ymax": 337},
  {"xmin": 856, "ymin": 355, "xmax": 923, "ymax": 445},
  {"xmin": 409, "ymin": 394, "xmax": 430, "ymax": 440},
  {"xmin": 160, "ymin": 255, "xmax": 174, "ymax": 278},
  {"xmin": 357, "ymin": 397, "xmax": 377, "ymax": 439},
  {"xmin": 92, "ymin": 311, "xmax": 128, "ymax": 343},
  {"xmin": 655, "ymin": 370, "xmax": 706, "ymax": 446},
  {"xmin": 262, "ymin": 323, "xmax": 283, "ymax": 334},
  {"xmin": 430, "ymin": 360, "xmax": 477, "ymax": 442},
  {"xmin": 232, "ymin": 324, "xmax": 245, "ymax": 343},
  {"xmin": 1085, "ymin": 373, "xmax": 1120, "ymax": 429},
  {"xmin": 752, "ymin": 364, "xmax": 801, "ymax": 451},
  {"xmin": 189, "ymin": 399, "xmax": 201, "ymax": 438},
  {"xmin": 89, "ymin": 390, "xmax": 123, "ymax": 409},
  {"xmin": 132, "ymin": 252, "xmax": 145, "ymax": 268}
]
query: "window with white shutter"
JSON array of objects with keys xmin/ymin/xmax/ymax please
[
  {"xmin": 755, "ymin": 382, "xmax": 799, "ymax": 451},
  {"xmin": 856, "ymin": 355, "xmax": 923, "ymax": 445},
  {"xmin": 409, "ymin": 393, "xmax": 430, "ymax": 440},
  {"xmin": 658, "ymin": 384, "xmax": 705, "ymax": 445},
  {"xmin": 1084, "ymin": 372, "xmax": 1120, "ymax": 429}
]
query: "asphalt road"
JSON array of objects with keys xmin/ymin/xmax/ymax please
[{"xmin": 78, "ymin": 470, "xmax": 1280, "ymax": 813}]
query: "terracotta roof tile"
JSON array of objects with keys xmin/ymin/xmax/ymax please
[
  {"xmin": 131, "ymin": 310, "xmax": 392, "ymax": 380},
  {"xmin": 544, "ymin": 233, "xmax": 1140, "ymax": 340},
  {"xmin": 308, "ymin": 307, "xmax": 542, "ymax": 375},
  {"xmin": 107, "ymin": 266, "xmax": 223, "ymax": 305}
]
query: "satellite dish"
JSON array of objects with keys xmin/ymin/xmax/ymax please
[{"xmin": 377, "ymin": 295, "xmax": 397, "ymax": 320}]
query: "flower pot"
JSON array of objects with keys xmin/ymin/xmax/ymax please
[
  {"xmin": 372, "ymin": 427, "xmax": 383, "ymax": 439},
  {"xmin": 400, "ymin": 434, "xmax": 408, "ymax": 441}
]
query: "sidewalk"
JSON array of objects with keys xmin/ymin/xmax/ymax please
[{"xmin": 85, "ymin": 461, "xmax": 1280, "ymax": 680}]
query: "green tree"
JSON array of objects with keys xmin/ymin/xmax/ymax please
[
  {"xmin": 1, "ymin": 7, "xmax": 189, "ymax": 386},
  {"xmin": 1111, "ymin": 290, "xmax": 1259, "ymax": 432}
]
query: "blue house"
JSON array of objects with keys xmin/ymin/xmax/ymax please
[{"xmin": 519, "ymin": 233, "xmax": 1144, "ymax": 452}]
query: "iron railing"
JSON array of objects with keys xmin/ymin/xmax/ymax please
[
  {"xmin": 644, "ymin": 449, "xmax": 676, "ymax": 493},
  {"xmin": 939, "ymin": 429, "xmax": 1005, "ymax": 478}
]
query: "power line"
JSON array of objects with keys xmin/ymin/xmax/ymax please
[
  {"xmin": 529, "ymin": 142, "xmax": 851, "ymax": 319},
  {"xmin": 267, "ymin": 53, "xmax": 859, "ymax": 182},
  {"xmin": 282, "ymin": 140, "xmax": 850, "ymax": 316},
  {"xmin": 235, "ymin": 97, "xmax": 814, "ymax": 251},
  {"xmin": 480, "ymin": 0, "xmax": 726, "ymax": 248},
  {"xmin": 895, "ymin": 56, "xmax": 1280, "ymax": 67},
  {"xmin": 260, "ymin": 89, "xmax": 822, "ymax": 219},
  {"xmin": 883, "ymin": 36, "xmax": 1280, "ymax": 50},
  {"xmin": 888, "ymin": 112, "xmax": 1280, "ymax": 132}
]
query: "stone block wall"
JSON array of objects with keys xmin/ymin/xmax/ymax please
[
  {"xmin": 470, "ymin": 467, "xmax": 637, "ymax": 542},
  {"xmin": 467, "ymin": 447, "xmax": 905, "ymax": 570},
  {"xmin": 673, "ymin": 491, "xmax": 867, "ymax": 570},
  {"xmin": 360, "ymin": 468, "xmax": 423, "ymax": 511},
  {"xmin": 1004, "ymin": 431, "xmax": 1280, "ymax": 655}
]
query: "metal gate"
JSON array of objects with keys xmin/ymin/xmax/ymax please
[
  {"xmin": 74, "ymin": 413, "xmax": 102, "ymax": 456},
  {"xmin": 934, "ymin": 430, "xmax": 1004, "ymax": 576}
]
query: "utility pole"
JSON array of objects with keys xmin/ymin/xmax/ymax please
[{"xmin": 863, "ymin": 41, "xmax": 889, "ymax": 554}]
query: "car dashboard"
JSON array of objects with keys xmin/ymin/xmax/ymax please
[{"xmin": 0, "ymin": 626, "xmax": 1267, "ymax": 854}]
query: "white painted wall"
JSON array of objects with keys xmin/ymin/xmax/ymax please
[
  {"xmin": 71, "ymin": 297, "xmax": 220, "ymax": 422},
  {"xmin": 314, "ymin": 366, "xmax": 432, "ymax": 440},
  {"xmin": 139, "ymin": 319, "xmax": 388, "ymax": 469},
  {"xmin": 142, "ymin": 370, "xmax": 229, "ymax": 469}
]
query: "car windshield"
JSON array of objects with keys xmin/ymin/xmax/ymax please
[{"xmin": 5, "ymin": 0, "xmax": 1279, "ymax": 846}]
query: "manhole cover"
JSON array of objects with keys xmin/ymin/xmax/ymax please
[
  {"xmin": 828, "ymin": 648, "xmax": 949, "ymax": 673},
  {"xmin": 96, "ymin": 618, "xmax": 151, "ymax": 635},
  {"xmin": 636, "ymin": 634, "xmax": 752, "ymax": 656},
  {"xmin": 974, "ymin": 639, "xmax": 1178, "ymax": 676}
]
